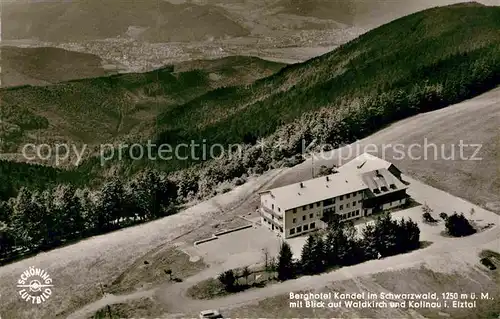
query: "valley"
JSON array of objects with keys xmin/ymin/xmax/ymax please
[{"xmin": 0, "ymin": 2, "xmax": 499, "ymax": 319}]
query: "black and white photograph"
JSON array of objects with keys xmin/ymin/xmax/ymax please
[{"xmin": 0, "ymin": 0, "xmax": 499, "ymax": 318}]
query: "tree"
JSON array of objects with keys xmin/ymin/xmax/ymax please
[
  {"xmin": 95, "ymin": 178, "xmax": 127, "ymax": 231},
  {"xmin": 324, "ymin": 228, "xmax": 340, "ymax": 266},
  {"xmin": 445, "ymin": 213, "xmax": 476, "ymax": 237},
  {"xmin": 396, "ymin": 218, "xmax": 420, "ymax": 252},
  {"xmin": 439, "ymin": 212, "xmax": 448, "ymax": 220},
  {"xmin": 277, "ymin": 241, "xmax": 295, "ymax": 281},
  {"xmin": 53, "ymin": 185, "xmax": 84, "ymax": 240},
  {"xmin": 342, "ymin": 222, "xmax": 364, "ymax": 265},
  {"xmin": 0, "ymin": 222, "xmax": 15, "ymax": 258},
  {"xmin": 129, "ymin": 170, "xmax": 178, "ymax": 221},
  {"xmin": 12, "ymin": 188, "xmax": 42, "ymax": 249},
  {"xmin": 300, "ymin": 235, "xmax": 316, "ymax": 275},
  {"xmin": 241, "ymin": 266, "xmax": 251, "ymax": 285},
  {"xmin": 361, "ymin": 223, "xmax": 379, "ymax": 260},
  {"xmin": 218, "ymin": 270, "xmax": 236, "ymax": 292},
  {"xmin": 373, "ymin": 214, "xmax": 399, "ymax": 257},
  {"xmin": 0, "ymin": 200, "xmax": 12, "ymax": 223},
  {"xmin": 311, "ymin": 235, "xmax": 326, "ymax": 273}
]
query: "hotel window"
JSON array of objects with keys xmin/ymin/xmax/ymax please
[
  {"xmin": 303, "ymin": 224, "xmax": 309, "ymax": 231},
  {"xmin": 290, "ymin": 228, "xmax": 295, "ymax": 235},
  {"xmin": 339, "ymin": 205, "xmax": 343, "ymax": 210},
  {"xmin": 346, "ymin": 203, "xmax": 350, "ymax": 208},
  {"xmin": 302, "ymin": 215, "xmax": 306, "ymax": 221},
  {"xmin": 323, "ymin": 198, "xmax": 334, "ymax": 206},
  {"xmin": 340, "ymin": 195, "xmax": 343, "ymax": 200},
  {"xmin": 293, "ymin": 218, "xmax": 296, "ymax": 223},
  {"xmin": 348, "ymin": 212, "xmax": 351, "ymax": 218},
  {"xmin": 358, "ymin": 200, "xmax": 362, "ymax": 204},
  {"xmin": 310, "ymin": 222, "xmax": 316, "ymax": 229},
  {"xmin": 316, "ymin": 202, "xmax": 320, "ymax": 207},
  {"xmin": 309, "ymin": 213, "xmax": 313, "ymax": 219},
  {"xmin": 309, "ymin": 204, "xmax": 314, "ymax": 209},
  {"xmin": 293, "ymin": 208, "xmax": 296, "ymax": 213},
  {"xmin": 346, "ymin": 193, "xmax": 350, "ymax": 199},
  {"xmin": 353, "ymin": 201, "xmax": 356, "ymax": 206},
  {"xmin": 297, "ymin": 226, "xmax": 302, "ymax": 233},
  {"xmin": 303, "ymin": 206, "xmax": 307, "ymax": 211}
]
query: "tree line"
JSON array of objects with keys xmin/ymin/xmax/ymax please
[
  {"xmin": 0, "ymin": 170, "xmax": 178, "ymax": 263},
  {"xmin": 278, "ymin": 214, "xmax": 420, "ymax": 280}
]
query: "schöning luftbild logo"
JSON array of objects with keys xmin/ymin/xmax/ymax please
[{"xmin": 16, "ymin": 266, "xmax": 54, "ymax": 304}]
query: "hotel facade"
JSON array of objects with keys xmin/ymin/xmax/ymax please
[{"xmin": 259, "ymin": 153, "xmax": 409, "ymax": 238}]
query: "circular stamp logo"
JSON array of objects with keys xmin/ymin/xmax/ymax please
[{"xmin": 16, "ymin": 266, "xmax": 54, "ymax": 304}]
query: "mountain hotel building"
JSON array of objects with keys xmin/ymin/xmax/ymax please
[{"xmin": 259, "ymin": 153, "xmax": 409, "ymax": 238}]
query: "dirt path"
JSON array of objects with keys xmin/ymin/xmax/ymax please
[
  {"xmin": 65, "ymin": 169, "xmax": 289, "ymax": 319},
  {"xmin": 159, "ymin": 225, "xmax": 499, "ymax": 315},
  {"xmin": 65, "ymin": 221, "xmax": 499, "ymax": 319}
]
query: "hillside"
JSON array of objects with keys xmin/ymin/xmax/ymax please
[
  {"xmin": 272, "ymin": 0, "xmax": 355, "ymax": 23},
  {"xmin": 2, "ymin": 0, "xmax": 249, "ymax": 42},
  {"xmin": 0, "ymin": 46, "xmax": 107, "ymax": 87},
  {"xmin": 0, "ymin": 56, "xmax": 285, "ymax": 155},
  {"xmin": 142, "ymin": 3, "xmax": 500, "ymax": 165},
  {"xmin": 0, "ymin": 160, "xmax": 94, "ymax": 201},
  {"xmin": 2, "ymin": 3, "xmax": 499, "ymax": 177}
]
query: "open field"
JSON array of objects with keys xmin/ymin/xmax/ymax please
[{"xmin": 0, "ymin": 88, "xmax": 499, "ymax": 318}]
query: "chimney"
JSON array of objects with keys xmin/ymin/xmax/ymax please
[{"xmin": 300, "ymin": 182, "xmax": 304, "ymax": 188}]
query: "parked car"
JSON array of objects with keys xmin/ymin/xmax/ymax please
[{"xmin": 199, "ymin": 310, "xmax": 223, "ymax": 319}]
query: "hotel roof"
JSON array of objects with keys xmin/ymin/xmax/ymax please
[
  {"xmin": 338, "ymin": 152, "xmax": 396, "ymax": 174},
  {"xmin": 264, "ymin": 170, "xmax": 368, "ymax": 211},
  {"xmin": 262, "ymin": 153, "xmax": 405, "ymax": 211},
  {"xmin": 360, "ymin": 168, "xmax": 407, "ymax": 198}
]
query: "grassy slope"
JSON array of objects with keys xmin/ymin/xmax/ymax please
[
  {"xmin": 0, "ymin": 56, "xmax": 285, "ymax": 198},
  {"xmin": 0, "ymin": 56, "xmax": 285, "ymax": 151},
  {"xmin": 0, "ymin": 46, "xmax": 107, "ymax": 87},
  {"xmin": 156, "ymin": 3, "xmax": 500, "ymax": 144},
  {"xmin": 103, "ymin": 2, "xmax": 498, "ymax": 175}
]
